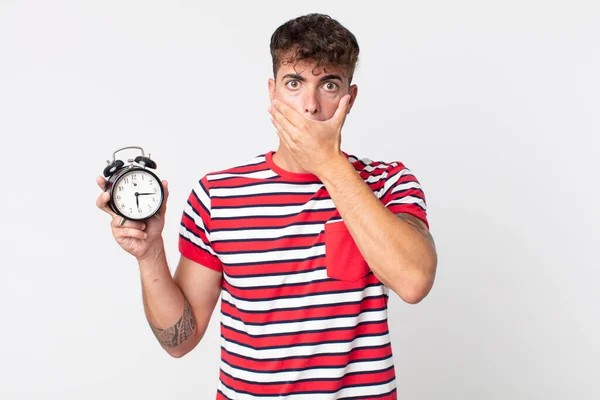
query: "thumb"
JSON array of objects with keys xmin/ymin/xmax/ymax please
[
  {"xmin": 158, "ymin": 180, "xmax": 169, "ymax": 214},
  {"xmin": 332, "ymin": 94, "xmax": 352, "ymax": 125}
]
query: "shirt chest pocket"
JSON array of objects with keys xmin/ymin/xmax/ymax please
[{"xmin": 324, "ymin": 221, "xmax": 371, "ymax": 282}]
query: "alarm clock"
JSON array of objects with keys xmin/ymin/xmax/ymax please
[{"xmin": 103, "ymin": 146, "xmax": 164, "ymax": 222}]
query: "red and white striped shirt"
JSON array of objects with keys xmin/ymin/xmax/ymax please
[{"xmin": 179, "ymin": 150, "xmax": 428, "ymax": 399}]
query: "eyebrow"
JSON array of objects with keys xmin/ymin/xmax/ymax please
[
  {"xmin": 281, "ymin": 73, "xmax": 344, "ymax": 83},
  {"xmin": 320, "ymin": 74, "xmax": 344, "ymax": 82}
]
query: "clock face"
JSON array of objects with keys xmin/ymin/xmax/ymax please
[{"xmin": 112, "ymin": 169, "xmax": 163, "ymax": 220}]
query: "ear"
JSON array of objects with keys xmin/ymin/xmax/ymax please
[
  {"xmin": 268, "ymin": 78, "xmax": 275, "ymax": 102},
  {"xmin": 346, "ymin": 84, "xmax": 358, "ymax": 114}
]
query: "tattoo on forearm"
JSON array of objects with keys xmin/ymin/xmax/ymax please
[
  {"xmin": 150, "ymin": 298, "xmax": 196, "ymax": 348},
  {"xmin": 396, "ymin": 213, "xmax": 436, "ymax": 247}
]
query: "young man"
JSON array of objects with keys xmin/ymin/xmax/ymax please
[{"xmin": 97, "ymin": 13, "xmax": 437, "ymax": 399}]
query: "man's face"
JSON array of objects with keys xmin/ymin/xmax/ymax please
[{"xmin": 268, "ymin": 60, "xmax": 358, "ymax": 122}]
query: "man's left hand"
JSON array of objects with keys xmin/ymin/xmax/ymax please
[{"xmin": 268, "ymin": 95, "xmax": 352, "ymax": 177}]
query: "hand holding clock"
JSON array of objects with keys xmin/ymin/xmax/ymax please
[{"xmin": 96, "ymin": 175, "xmax": 169, "ymax": 261}]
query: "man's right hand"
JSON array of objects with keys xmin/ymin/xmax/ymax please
[{"xmin": 96, "ymin": 175, "xmax": 169, "ymax": 261}]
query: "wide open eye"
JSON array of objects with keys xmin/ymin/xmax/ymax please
[
  {"xmin": 286, "ymin": 80, "xmax": 301, "ymax": 90},
  {"xmin": 323, "ymin": 82, "xmax": 339, "ymax": 92}
]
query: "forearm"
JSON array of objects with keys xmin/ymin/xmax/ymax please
[
  {"xmin": 138, "ymin": 241, "xmax": 198, "ymax": 357},
  {"xmin": 319, "ymin": 155, "xmax": 437, "ymax": 303}
]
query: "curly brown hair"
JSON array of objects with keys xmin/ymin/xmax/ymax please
[{"xmin": 270, "ymin": 13, "xmax": 360, "ymax": 83}]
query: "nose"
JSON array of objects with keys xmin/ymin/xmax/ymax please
[{"xmin": 303, "ymin": 88, "xmax": 320, "ymax": 116}]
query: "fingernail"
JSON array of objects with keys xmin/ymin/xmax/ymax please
[
  {"xmin": 141, "ymin": 224, "xmax": 146, "ymax": 230},
  {"xmin": 143, "ymin": 233, "xmax": 148, "ymax": 239}
]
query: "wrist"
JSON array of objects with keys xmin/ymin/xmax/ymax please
[
  {"xmin": 318, "ymin": 153, "xmax": 354, "ymax": 186},
  {"xmin": 137, "ymin": 238, "xmax": 165, "ymax": 267}
]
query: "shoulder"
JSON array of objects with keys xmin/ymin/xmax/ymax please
[
  {"xmin": 204, "ymin": 153, "xmax": 269, "ymax": 179},
  {"xmin": 190, "ymin": 152, "xmax": 272, "ymax": 186},
  {"xmin": 343, "ymin": 152, "xmax": 409, "ymax": 177}
]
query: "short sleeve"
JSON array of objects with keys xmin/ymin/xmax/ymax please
[
  {"xmin": 178, "ymin": 176, "xmax": 223, "ymax": 272},
  {"xmin": 380, "ymin": 162, "xmax": 429, "ymax": 229}
]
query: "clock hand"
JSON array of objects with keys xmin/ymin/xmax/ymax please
[
  {"xmin": 135, "ymin": 192, "xmax": 139, "ymax": 208},
  {"xmin": 137, "ymin": 192, "xmax": 155, "ymax": 196}
]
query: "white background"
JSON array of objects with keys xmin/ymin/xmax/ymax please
[{"xmin": 0, "ymin": 1, "xmax": 598, "ymax": 399}]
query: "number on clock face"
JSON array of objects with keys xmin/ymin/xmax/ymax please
[{"xmin": 113, "ymin": 170, "xmax": 162, "ymax": 219}]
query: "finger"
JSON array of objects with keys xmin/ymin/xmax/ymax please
[
  {"xmin": 96, "ymin": 176, "xmax": 119, "ymax": 218},
  {"xmin": 111, "ymin": 215, "xmax": 146, "ymax": 230},
  {"xmin": 96, "ymin": 191, "xmax": 118, "ymax": 218},
  {"xmin": 271, "ymin": 99, "xmax": 304, "ymax": 127},
  {"xmin": 155, "ymin": 180, "xmax": 169, "ymax": 217},
  {"xmin": 270, "ymin": 116, "xmax": 288, "ymax": 140},
  {"xmin": 113, "ymin": 227, "xmax": 148, "ymax": 240},
  {"xmin": 332, "ymin": 94, "xmax": 352, "ymax": 125},
  {"xmin": 270, "ymin": 116, "xmax": 293, "ymax": 148},
  {"xmin": 269, "ymin": 105, "xmax": 298, "ymax": 138},
  {"xmin": 96, "ymin": 175, "xmax": 107, "ymax": 191},
  {"xmin": 276, "ymin": 127, "xmax": 294, "ymax": 153}
]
